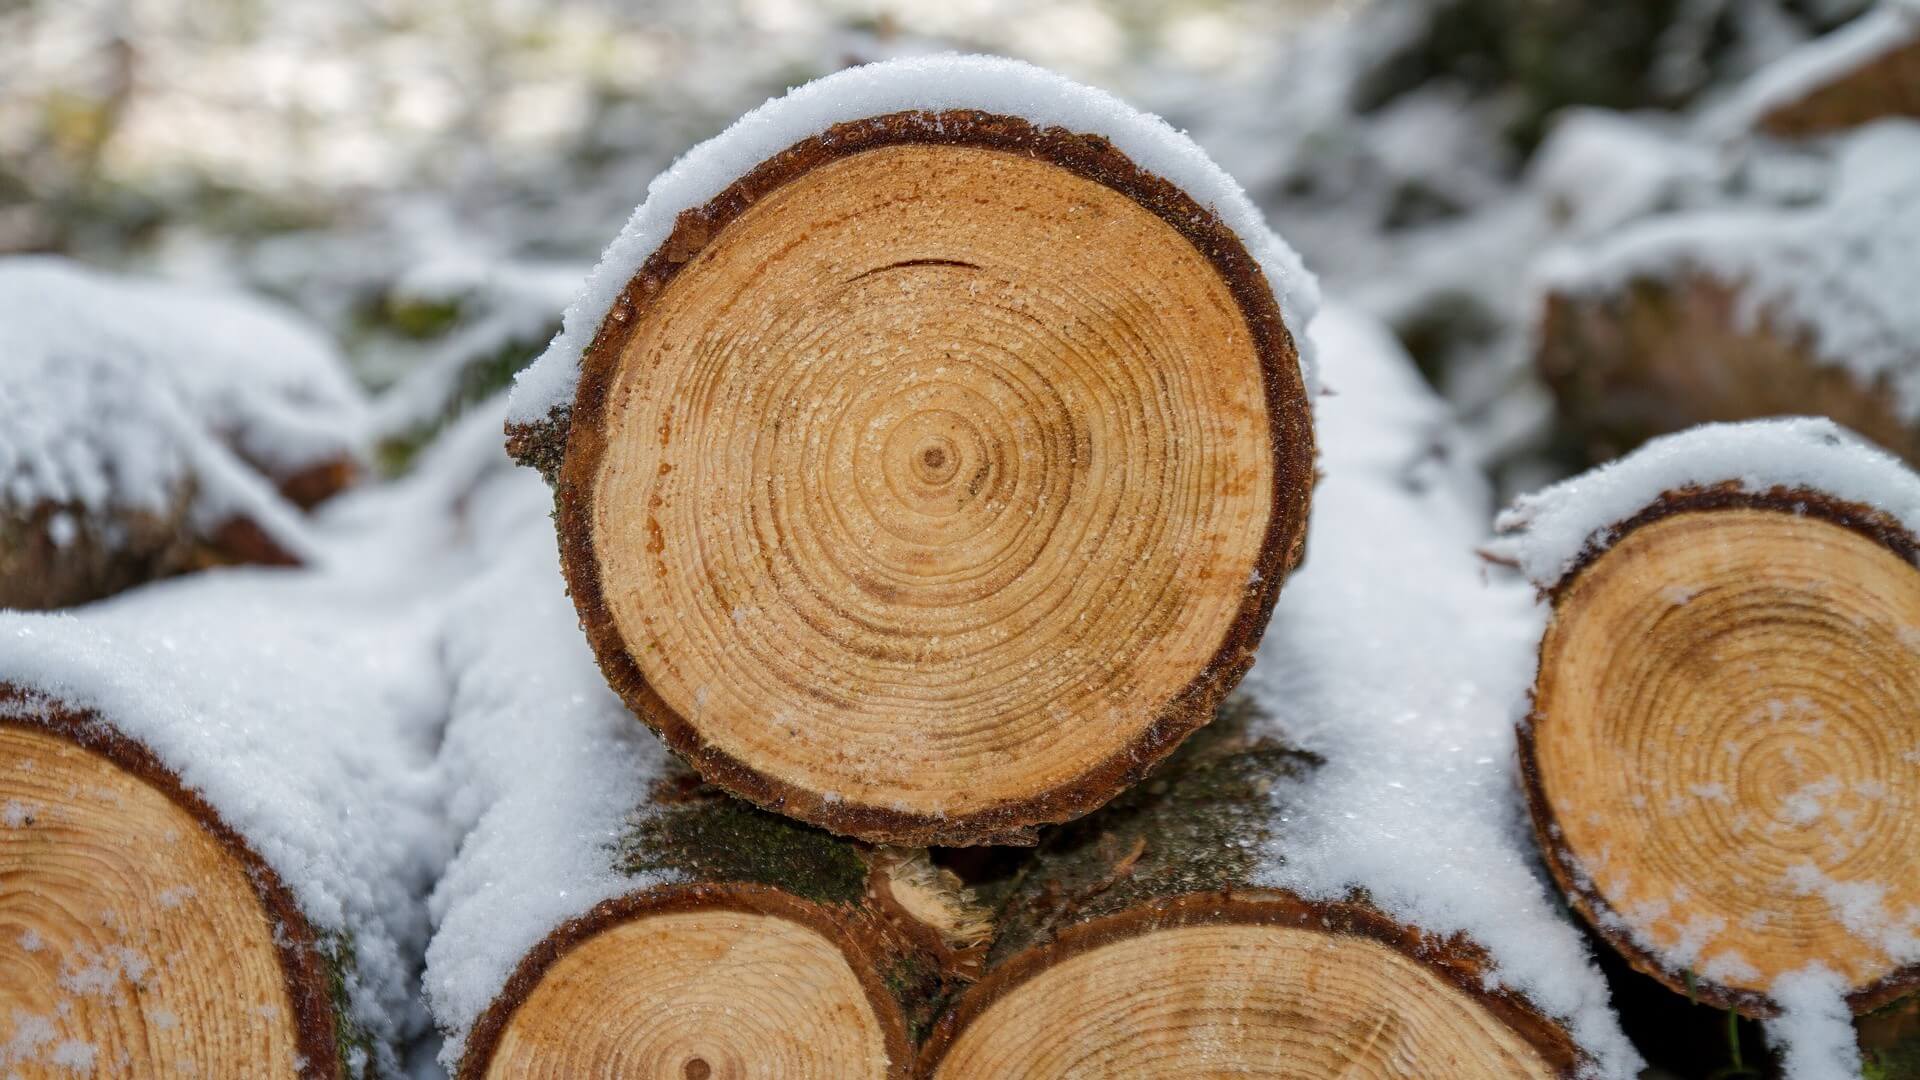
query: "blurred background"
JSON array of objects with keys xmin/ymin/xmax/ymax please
[{"xmin": 4, "ymin": 0, "xmax": 1893, "ymax": 493}]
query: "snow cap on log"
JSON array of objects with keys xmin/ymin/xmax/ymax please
[
  {"xmin": 505, "ymin": 53, "xmax": 1319, "ymax": 429},
  {"xmin": 0, "ymin": 257, "xmax": 368, "ymax": 606},
  {"xmin": 0, "ymin": 571, "xmax": 447, "ymax": 1077},
  {"xmin": 1706, "ymin": 2, "xmax": 1920, "ymax": 137},
  {"xmin": 1486, "ymin": 417, "xmax": 1920, "ymax": 591}
]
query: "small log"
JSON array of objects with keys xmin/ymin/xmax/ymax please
[
  {"xmin": 916, "ymin": 701, "xmax": 1586, "ymax": 1078},
  {"xmin": 1747, "ymin": 7, "xmax": 1920, "ymax": 137},
  {"xmin": 430, "ymin": 522, "xmax": 987, "ymax": 1078},
  {"xmin": 1495, "ymin": 422, "xmax": 1920, "ymax": 1049},
  {"xmin": 504, "ymin": 59, "xmax": 1316, "ymax": 846},
  {"xmin": 0, "ymin": 572, "xmax": 443, "ymax": 1078},
  {"xmin": 0, "ymin": 695, "xmax": 344, "ymax": 1077}
]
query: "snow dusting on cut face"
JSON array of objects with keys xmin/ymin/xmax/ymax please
[
  {"xmin": 1534, "ymin": 121, "xmax": 1920, "ymax": 425},
  {"xmin": 422, "ymin": 464, "xmax": 680, "ymax": 1071},
  {"xmin": 0, "ymin": 256, "xmax": 367, "ymax": 545},
  {"xmin": 1486, "ymin": 417, "xmax": 1920, "ymax": 590},
  {"xmin": 1241, "ymin": 305, "xmax": 1641, "ymax": 1079},
  {"xmin": 506, "ymin": 53, "xmax": 1319, "ymax": 428}
]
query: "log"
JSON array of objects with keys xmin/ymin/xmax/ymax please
[
  {"xmin": 1490, "ymin": 419, "xmax": 1920, "ymax": 1070},
  {"xmin": 1533, "ymin": 123, "xmax": 1920, "ymax": 468},
  {"xmin": 428, "ymin": 512, "xmax": 987, "ymax": 1078},
  {"xmin": 917, "ymin": 305, "xmax": 1639, "ymax": 1078},
  {"xmin": 502, "ymin": 56, "xmax": 1317, "ymax": 847},
  {"xmin": 0, "ymin": 572, "xmax": 443, "ymax": 1079},
  {"xmin": 0, "ymin": 257, "xmax": 367, "ymax": 610},
  {"xmin": 917, "ymin": 701, "xmax": 1586, "ymax": 1078}
]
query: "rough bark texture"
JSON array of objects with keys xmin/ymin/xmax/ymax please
[
  {"xmin": 0, "ymin": 686, "xmax": 355, "ymax": 1078},
  {"xmin": 917, "ymin": 698, "xmax": 1588, "ymax": 1076},
  {"xmin": 507, "ymin": 109, "xmax": 1314, "ymax": 847},
  {"xmin": 1537, "ymin": 277, "xmax": 1920, "ymax": 468},
  {"xmin": 1521, "ymin": 486, "xmax": 1920, "ymax": 1020},
  {"xmin": 455, "ymin": 759, "xmax": 987, "ymax": 1079}
]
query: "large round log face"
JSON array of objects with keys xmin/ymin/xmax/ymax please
[
  {"xmin": 0, "ymin": 724, "xmax": 311, "ymax": 1078},
  {"xmin": 562, "ymin": 115, "xmax": 1311, "ymax": 844},
  {"xmin": 928, "ymin": 920, "xmax": 1558, "ymax": 1078},
  {"xmin": 475, "ymin": 899, "xmax": 897, "ymax": 1080},
  {"xmin": 1530, "ymin": 507, "xmax": 1920, "ymax": 1008}
]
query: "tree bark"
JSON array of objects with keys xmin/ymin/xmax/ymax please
[
  {"xmin": 454, "ymin": 761, "xmax": 988, "ymax": 1079},
  {"xmin": 507, "ymin": 109, "xmax": 1314, "ymax": 847},
  {"xmin": 916, "ymin": 698, "xmax": 1589, "ymax": 1078},
  {"xmin": 1537, "ymin": 276, "xmax": 1920, "ymax": 468},
  {"xmin": 1518, "ymin": 484, "xmax": 1920, "ymax": 1028},
  {"xmin": 0, "ymin": 691, "xmax": 356, "ymax": 1078}
]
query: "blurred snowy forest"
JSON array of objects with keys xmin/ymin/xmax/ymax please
[{"xmin": 5, "ymin": 0, "xmax": 1897, "ymax": 495}]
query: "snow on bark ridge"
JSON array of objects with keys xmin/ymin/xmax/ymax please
[{"xmin": 505, "ymin": 53, "xmax": 1320, "ymax": 429}]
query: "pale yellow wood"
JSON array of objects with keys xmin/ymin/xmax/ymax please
[
  {"xmin": 1536, "ymin": 509, "xmax": 1920, "ymax": 994},
  {"xmin": 0, "ymin": 726, "xmax": 301, "ymax": 1078},
  {"xmin": 486, "ymin": 909, "xmax": 891, "ymax": 1080},
  {"xmin": 592, "ymin": 142, "xmax": 1275, "ymax": 817},
  {"xmin": 933, "ymin": 923, "xmax": 1556, "ymax": 1078}
]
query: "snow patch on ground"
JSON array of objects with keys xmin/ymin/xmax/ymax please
[
  {"xmin": 1764, "ymin": 965, "xmax": 1864, "ymax": 1080},
  {"xmin": 507, "ymin": 53, "xmax": 1319, "ymax": 428}
]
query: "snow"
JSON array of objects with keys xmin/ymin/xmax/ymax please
[
  {"xmin": 1535, "ymin": 120, "xmax": 1920, "ymax": 424},
  {"xmin": 0, "ymin": 257, "xmax": 367, "ymax": 550},
  {"xmin": 1487, "ymin": 416, "xmax": 1920, "ymax": 590},
  {"xmin": 506, "ymin": 53, "xmax": 1320, "ymax": 428},
  {"xmin": 1709, "ymin": 3, "xmax": 1920, "ymax": 134},
  {"xmin": 421, "ymin": 453, "xmax": 680, "ymax": 1070},
  {"xmin": 1765, "ymin": 965, "xmax": 1864, "ymax": 1080},
  {"xmin": 1241, "ymin": 304, "xmax": 1641, "ymax": 1079}
]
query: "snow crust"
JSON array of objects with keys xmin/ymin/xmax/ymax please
[
  {"xmin": 1536, "ymin": 121, "xmax": 1920, "ymax": 423},
  {"xmin": 0, "ymin": 256, "xmax": 367, "ymax": 548},
  {"xmin": 1487, "ymin": 416, "xmax": 1920, "ymax": 590},
  {"xmin": 1242, "ymin": 305, "xmax": 1640, "ymax": 1079},
  {"xmin": 421, "ymin": 430, "xmax": 680, "ymax": 1069},
  {"xmin": 506, "ymin": 53, "xmax": 1320, "ymax": 427},
  {"xmin": 0, "ymin": 570, "xmax": 447, "ymax": 1076}
]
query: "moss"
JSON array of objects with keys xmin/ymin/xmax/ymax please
[
  {"xmin": 617, "ymin": 772, "xmax": 869, "ymax": 906},
  {"xmin": 989, "ymin": 697, "xmax": 1318, "ymax": 964},
  {"xmin": 316, "ymin": 930, "xmax": 378, "ymax": 1079}
]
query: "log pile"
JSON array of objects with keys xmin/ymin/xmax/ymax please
[{"xmin": 1489, "ymin": 418, "xmax": 1920, "ymax": 1076}]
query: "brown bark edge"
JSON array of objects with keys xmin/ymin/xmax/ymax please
[
  {"xmin": 914, "ymin": 889, "xmax": 1587, "ymax": 1078},
  {"xmin": 1518, "ymin": 483, "xmax": 1920, "ymax": 1017},
  {"xmin": 507, "ymin": 108, "xmax": 1316, "ymax": 847},
  {"xmin": 0, "ymin": 684, "xmax": 342, "ymax": 1077}
]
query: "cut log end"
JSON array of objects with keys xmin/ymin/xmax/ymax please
[
  {"xmin": 462, "ymin": 888, "xmax": 909, "ymax": 1080},
  {"xmin": 555, "ymin": 112, "xmax": 1312, "ymax": 845},
  {"xmin": 0, "ymin": 720, "xmax": 336, "ymax": 1078},
  {"xmin": 921, "ymin": 896, "xmax": 1578, "ymax": 1078},
  {"xmin": 1527, "ymin": 502, "xmax": 1920, "ymax": 1012}
]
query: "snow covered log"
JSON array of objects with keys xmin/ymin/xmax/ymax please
[
  {"xmin": 921, "ymin": 306, "xmax": 1640, "ymax": 1079},
  {"xmin": 0, "ymin": 572, "xmax": 444, "ymax": 1078},
  {"xmin": 1533, "ymin": 122, "xmax": 1920, "ymax": 467},
  {"xmin": 1721, "ymin": 4, "xmax": 1920, "ymax": 138},
  {"xmin": 500, "ymin": 56, "xmax": 1318, "ymax": 847},
  {"xmin": 1490, "ymin": 418, "xmax": 1920, "ymax": 1074},
  {"xmin": 427, "ymin": 508, "xmax": 989, "ymax": 1079},
  {"xmin": 0, "ymin": 257, "xmax": 367, "ymax": 609}
]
